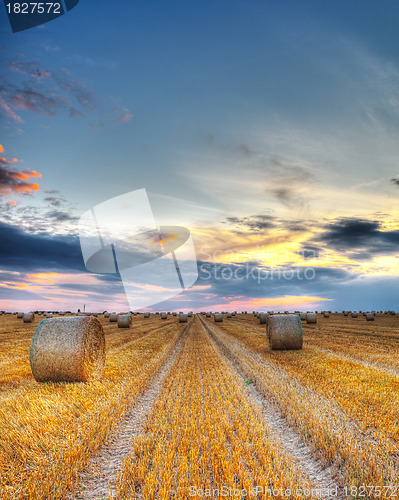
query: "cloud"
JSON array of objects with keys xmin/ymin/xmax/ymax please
[
  {"xmin": 116, "ymin": 113, "xmax": 133, "ymax": 122},
  {"xmin": 391, "ymin": 178, "xmax": 399, "ymax": 188},
  {"xmin": 312, "ymin": 217, "xmax": 399, "ymax": 260},
  {"xmin": 0, "ymin": 220, "xmax": 85, "ymax": 272},
  {"xmin": 11, "ymin": 90, "xmax": 63, "ymax": 116},
  {"xmin": 44, "ymin": 196, "xmax": 62, "ymax": 207},
  {"xmin": 1, "ymin": 59, "xmax": 134, "ymax": 130},
  {"xmin": 0, "ymin": 96, "xmax": 24, "ymax": 124},
  {"xmin": 0, "ymin": 163, "xmax": 40, "ymax": 196},
  {"xmin": 8, "ymin": 62, "xmax": 52, "ymax": 80},
  {"xmin": 223, "ymin": 215, "xmax": 276, "ymax": 232},
  {"xmin": 44, "ymin": 210, "xmax": 79, "ymax": 223}
]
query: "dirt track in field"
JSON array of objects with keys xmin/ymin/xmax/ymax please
[
  {"xmin": 199, "ymin": 316, "xmax": 342, "ymax": 499},
  {"xmin": 70, "ymin": 322, "xmax": 189, "ymax": 500}
]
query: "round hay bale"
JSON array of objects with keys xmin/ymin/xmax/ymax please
[
  {"xmin": 144, "ymin": 312, "xmax": 150, "ymax": 318},
  {"xmin": 365, "ymin": 312, "xmax": 374, "ymax": 321},
  {"xmin": 161, "ymin": 312, "xmax": 167, "ymax": 319},
  {"xmin": 351, "ymin": 312, "xmax": 358, "ymax": 318},
  {"xmin": 323, "ymin": 312, "xmax": 330, "ymax": 318},
  {"xmin": 259, "ymin": 312, "xmax": 269, "ymax": 324},
  {"xmin": 45, "ymin": 313, "xmax": 53, "ymax": 318},
  {"xmin": 30, "ymin": 316, "xmax": 106, "ymax": 382},
  {"xmin": 206, "ymin": 312, "xmax": 211, "ymax": 318},
  {"xmin": 23, "ymin": 312, "xmax": 35, "ymax": 323},
  {"xmin": 188, "ymin": 312, "xmax": 193, "ymax": 318},
  {"xmin": 214, "ymin": 313, "xmax": 223, "ymax": 322},
  {"xmin": 118, "ymin": 314, "xmax": 132, "ymax": 328},
  {"xmin": 109, "ymin": 313, "xmax": 118, "ymax": 322},
  {"xmin": 267, "ymin": 314, "xmax": 303, "ymax": 350},
  {"xmin": 299, "ymin": 312, "xmax": 307, "ymax": 321},
  {"xmin": 17, "ymin": 312, "xmax": 24, "ymax": 319},
  {"xmin": 172, "ymin": 312, "xmax": 177, "ymax": 316},
  {"xmin": 227, "ymin": 312, "xmax": 232, "ymax": 318},
  {"xmin": 179, "ymin": 313, "xmax": 188, "ymax": 323},
  {"xmin": 306, "ymin": 313, "xmax": 317, "ymax": 324},
  {"xmin": 103, "ymin": 312, "xmax": 110, "ymax": 318}
]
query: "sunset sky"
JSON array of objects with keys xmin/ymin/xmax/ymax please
[{"xmin": 1, "ymin": 0, "xmax": 399, "ymax": 312}]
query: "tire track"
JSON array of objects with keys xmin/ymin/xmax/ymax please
[
  {"xmin": 69, "ymin": 321, "xmax": 191, "ymax": 500},
  {"xmin": 199, "ymin": 316, "xmax": 342, "ymax": 499}
]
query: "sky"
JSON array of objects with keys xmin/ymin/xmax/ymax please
[{"xmin": 1, "ymin": 0, "xmax": 399, "ymax": 312}]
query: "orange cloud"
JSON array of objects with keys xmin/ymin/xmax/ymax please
[
  {"xmin": 7, "ymin": 201, "xmax": 16, "ymax": 206},
  {"xmin": 0, "ymin": 281, "xmax": 28, "ymax": 290},
  {"xmin": 12, "ymin": 183, "xmax": 39, "ymax": 193},
  {"xmin": 24, "ymin": 169, "xmax": 41, "ymax": 177},
  {"xmin": 13, "ymin": 171, "xmax": 30, "ymax": 181},
  {"xmin": 27, "ymin": 273, "xmax": 59, "ymax": 284},
  {"xmin": 0, "ymin": 145, "xmax": 3, "ymax": 153}
]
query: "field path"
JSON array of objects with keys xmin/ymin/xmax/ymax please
[
  {"xmin": 199, "ymin": 316, "xmax": 341, "ymax": 499},
  {"xmin": 70, "ymin": 322, "xmax": 189, "ymax": 500}
]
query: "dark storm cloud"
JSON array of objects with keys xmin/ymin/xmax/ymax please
[
  {"xmin": 315, "ymin": 218, "xmax": 399, "ymax": 259},
  {"xmin": 391, "ymin": 178, "xmax": 399, "ymax": 188},
  {"xmin": 0, "ymin": 221, "xmax": 85, "ymax": 271}
]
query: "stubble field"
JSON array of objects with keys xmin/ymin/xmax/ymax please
[{"xmin": 0, "ymin": 311, "xmax": 398, "ymax": 499}]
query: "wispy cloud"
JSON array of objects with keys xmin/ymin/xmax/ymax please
[{"xmin": 0, "ymin": 57, "xmax": 133, "ymax": 129}]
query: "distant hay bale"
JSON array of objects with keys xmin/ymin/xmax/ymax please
[
  {"xmin": 172, "ymin": 312, "xmax": 177, "ymax": 316},
  {"xmin": 214, "ymin": 313, "xmax": 223, "ymax": 322},
  {"xmin": 343, "ymin": 311, "xmax": 349, "ymax": 316},
  {"xmin": 109, "ymin": 313, "xmax": 118, "ymax": 322},
  {"xmin": 306, "ymin": 313, "xmax": 317, "ymax": 324},
  {"xmin": 17, "ymin": 312, "xmax": 24, "ymax": 319},
  {"xmin": 144, "ymin": 312, "xmax": 150, "ymax": 318},
  {"xmin": 259, "ymin": 312, "xmax": 269, "ymax": 324},
  {"xmin": 267, "ymin": 314, "xmax": 303, "ymax": 350},
  {"xmin": 45, "ymin": 313, "xmax": 53, "ymax": 318},
  {"xmin": 299, "ymin": 312, "xmax": 307, "ymax": 321},
  {"xmin": 103, "ymin": 312, "xmax": 110, "ymax": 318},
  {"xmin": 23, "ymin": 312, "xmax": 35, "ymax": 323},
  {"xmin": 161, "ymin": 312, "xmax": 167, "ymax": 319},
  {"xmin": 365, "ymin": 312, "xmax": 374, "ymax": 321},
  {"xmin": 206, "ymin": 312, "xmax": 211, "ymax": 317},
  {"xmin": 227, "ymin": 312, "xmax": 232, "ymax": 318},
  {"xmin": 118, "ymin": 314, "xmax": 132, "ymax": 328},
  {"xmin": 188, "ymin": 312, "xmax": 193, "ymax": 317},
  {"xmin": 179, "ymin": 313, "xmax": 188, "ymax": 323},
  {"xmin": 29, "ymin": 316, "xmax": 106, "ymax": 383},
  {"xmin": 323, "ymin": 312, "xmax": 330, "ymax": 318},
  {"xmin": 351, "ymin": 312, "xmax": 358, "ymax": 318}
]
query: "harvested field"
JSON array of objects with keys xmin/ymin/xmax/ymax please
[{"xmin": 0, "ymin": 312, "xmax": 398, "ymax": 499}]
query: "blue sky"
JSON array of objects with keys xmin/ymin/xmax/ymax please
[{"xmin": 1, "ymin": 0, "xmax": 399, "ymax": 312}]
